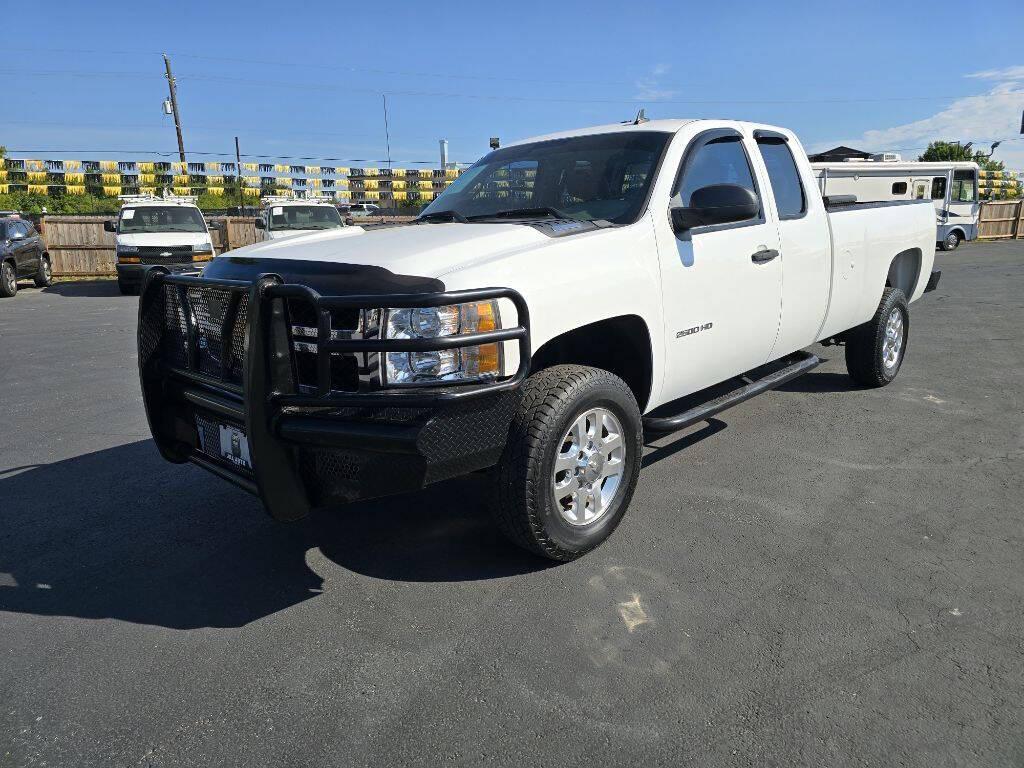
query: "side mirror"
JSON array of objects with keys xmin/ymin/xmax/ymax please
[
  {"xmin": 254, "ymin": 218, "xmax": 265, "ymax": 229},
  {"xmin": 103, "ymin": 219, "xmax": 117, "ymax": 233},
  {"xmin": 671, "ymin": 184, "xmax": 759, "ymax": 233}
]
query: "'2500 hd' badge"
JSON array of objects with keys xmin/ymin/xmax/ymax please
[{"xmin": 677, "ymin": 322, "xmax": 713, "ymax": 338}]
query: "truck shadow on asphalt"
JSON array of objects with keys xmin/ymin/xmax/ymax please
[
  {"xmin": 0, "ymin": 440, "xmax": 549, "ymax": 630},
  {"xmin": 42, "ymin": 280, "xmax": 121, "ymax": 298}
]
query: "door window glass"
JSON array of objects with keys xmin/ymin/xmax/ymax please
[
  {"xmin": 931, "ymin": 177, "xmax": 947, "ymax": 199},
  {"xmin": 676, "ymin": 137, "xmax": 758, "ymax": 209}
]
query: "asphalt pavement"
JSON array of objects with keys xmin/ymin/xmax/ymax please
[{"xmin": 1, "ymin": 241, "xmax": 1022, "ymax": 767}]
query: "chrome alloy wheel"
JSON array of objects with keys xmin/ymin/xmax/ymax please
[
  {"xmin": 42, "ymin": 259, "xmax": 51, "ymax": 281},
  {"xmin": 552, "ymin": 407, "xmax": 627, "ymax": 526},
  {"xmin": 2, "ymin": 263, "xmax": 14, "ymax": 294},
  {"xmin": 882, "ymin": 307, "xmax": 904, "ymax": 371}
]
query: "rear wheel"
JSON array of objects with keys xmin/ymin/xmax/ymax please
[
  {"xmin": 33, "ymin": 255, "xmax": 52, "ymax": 288},
  {"xmin": 845, "ymin": 287, "xmax": 909, "ymax": 387},
  {"xmin": 492, "ymin": 365, "xmax": 643, "ymax": 561},
  {"xmin": 941, "ymin": 231, "xmax": 961, "ymax": 251},
  {"xmin": 0, "ymin": 261, "xmax": 17, "ymax": 298}
]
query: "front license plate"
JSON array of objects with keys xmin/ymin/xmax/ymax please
[{"xmin": 217, "ymin": 424, "xmax": 251, "ymax": 470}]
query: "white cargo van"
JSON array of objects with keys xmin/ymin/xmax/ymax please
[
  {"xmin": 255, "ymin": 197, "xmax": 362, "ymax": 241},
  {"xmin": 105, "ymin": 195, "xmax": 215, "ymax": 295}
]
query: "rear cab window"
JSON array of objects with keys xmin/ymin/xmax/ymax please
[{"xmin": 755, "ymin": 136, "xmax": 806, "ymax": 219}]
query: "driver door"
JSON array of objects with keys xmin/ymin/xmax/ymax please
[{"xmin": 654, "ymin": 129, "xmax": 783, "ymax": 401}]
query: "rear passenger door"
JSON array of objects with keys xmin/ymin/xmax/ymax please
[{"xmin": 752, "ymin": 131, "xmax": 831, "ymax": 355}]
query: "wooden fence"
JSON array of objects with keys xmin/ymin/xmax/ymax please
[
  {"xmin": 977, "ymin": 200, "xmax": 1024, "ymax": 240},
  {"xmin": 35, "ymin": 214, "xmax": 413, "ymax": 277}
]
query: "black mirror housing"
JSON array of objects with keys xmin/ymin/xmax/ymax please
[
  {"xmin": 103, "ymin": 219, "xmax": 117, "ymax": 233},
  {"xmin": 671, "ymin": 184, "xmax": 759, "ymax": 233}
]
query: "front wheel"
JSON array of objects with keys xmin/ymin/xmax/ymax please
[
  {"xmin": 941, "ymin": 231, "xmax": 961, "ymax": 251},
  {"xmin": 492, "ymin": 365, "xmax": 643, "ymax": 561},
  {"xmin": 118, "ymin": 279, "xmax": 139, "ymax": 296},
  {"xmin": 0, "ymin": 261, "xmax": 17, "ymax": 298},
  {"xmin": 845, "ymin": 287, "xmax": 909, "ymax": 387}
]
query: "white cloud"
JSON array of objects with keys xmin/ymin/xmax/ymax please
[
  {"xmin": 815, "ymin": 69, "xmax": 1024, "ymax": 169},
  {"xmin": 635, "ymin": 64, "xmax": 678, "ymax": 102},
  {"xmin": 966, "ymin": 66, "xmax": 1024, "ymax": 81}
]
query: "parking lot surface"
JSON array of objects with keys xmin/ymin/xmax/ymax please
[{"xmin": 2, "ymin": 242, "xmax": 1022, "ymax": 767}]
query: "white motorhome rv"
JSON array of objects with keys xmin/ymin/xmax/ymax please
[{"xmin": 812, "ymin": 160, "xmax": 979, "ymax": 250}]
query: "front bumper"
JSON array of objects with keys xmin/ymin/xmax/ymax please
[
  {"xmin": 117, "ymin": 261, "xmax": 204, "ymax": 287},
  {"xmin": 137, "ymin": 270, "xmax": 530, "ymax": 521}
]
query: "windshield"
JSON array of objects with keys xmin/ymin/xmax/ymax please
[
  {"xmin": 421, "ymin": 131, "xmax": 670, "ymax": 225},
  {"xmin": 267, "ymin": 205, "xmax": 343, "ymax": 231},
  {"xmin": 119, "ymin": 206, "xmax": 207, "ymax": 234}
]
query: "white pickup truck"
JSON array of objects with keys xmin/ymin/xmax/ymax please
[{"xmin": 136, "ymin": 118, "xmax": 940, "ymax": 560}]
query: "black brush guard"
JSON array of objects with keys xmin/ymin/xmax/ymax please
[{"xmin": 138, "ymin": 270, "xmax": 531, "ymax": 521}]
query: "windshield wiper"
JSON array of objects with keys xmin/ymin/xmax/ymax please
[
  {"xmin": 468, "ymin": 206, "xmax": 577, "ymax": 221},
  {"xmin": 415, "ymin": 210, "xmax": 469, "ymax": 224}
]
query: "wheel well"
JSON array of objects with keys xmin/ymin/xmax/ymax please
[
  {"xmin": 530, "ymin": 315, "xmax": 653, "ymax": 411},
  {"xmin": 885, "ymin": 248, "xmax": 922, "ymax": 298}
]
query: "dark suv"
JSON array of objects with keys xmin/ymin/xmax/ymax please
[{"xmin": 1, "ymin": 218, "xmax": 52, "ymax": 298}]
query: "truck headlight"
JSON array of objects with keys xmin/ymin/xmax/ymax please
[
  {"xmin": 383, "ymin": 300, "xmax": 501, "ymax": 386},
  {"xmin": 116, "ymin": 245, "xmax": 140, "ymax": 263},
  {"xmin": 192, "ymin": 241, "xmax": 214, "ymax": 262}
]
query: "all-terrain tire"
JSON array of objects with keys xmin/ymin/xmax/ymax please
[
  {"xmin": 33, "ymin": 255, "xmax": 52, "ymax": 288},
  {"xmin": 0, "ymin": 260, "xmax": 17, "ymax": 298},
  {"xmin": 118, "ymin": 279, "xmax": 138, "ymax": 296},
  {"xmin": 492, "ymin": 365, "xmax": 643, "ymax": 561},
  {"xmin": 845, "ymin": 287, "xmax": 909, "ymax": 387}
]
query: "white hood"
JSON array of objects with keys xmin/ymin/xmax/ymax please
[
  {"xmin": 266, "ymin": 226, "xmax": 365, "ymax": 241},
  {"xmin": 117, "ymin": 231, "xmax": 211, "ymax": 247},
  {"xmin": 225, "ymin": 222, "xmax": 551, "ymax": 278}
]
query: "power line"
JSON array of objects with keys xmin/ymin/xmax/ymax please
[{"xmin": 0, "ymin": 67, "xmax": 982, "ymax": 106}]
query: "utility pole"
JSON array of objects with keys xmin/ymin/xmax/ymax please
[
  {"xmin": 235, "ymin": 136, "xmax": 244, "ymax": 213},
  {"xmin": 382, "ymin": 94, "xmax": 392, "ymax": 169},
  {"xmin": 163, "ymin": 54, "xmax": 186, "ymax": 164}
]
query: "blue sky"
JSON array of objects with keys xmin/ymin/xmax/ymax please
[{"xmin": 3, "ymin": 0, "xmax": 1024, "ymax": 168}]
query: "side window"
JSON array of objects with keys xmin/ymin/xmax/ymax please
[
  {"xmin": 892, "ymin": 182, "xmax": 908, "ymax": 195},
  {"xmin": 951, "ymin": 170, "xmax": 976, "ymax": 202},
  {"xmin": 24, "ymin": 223, "xmax": 38, "ymax": 237},
  {"xmin": 931, "ymin": 177, "xmax": 947, "ymax": 200},
  {"xmin": 755, "ymin": 138, "xmax": 806, "ymax": 219},
  {"xmin": 676, "ymin": 136, "xmax": 759, "ymax": 210}
]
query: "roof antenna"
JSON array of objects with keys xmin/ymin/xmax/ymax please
[{"xmin": 633, "ymin": 108, "xmax": 648, "ymax": 125}]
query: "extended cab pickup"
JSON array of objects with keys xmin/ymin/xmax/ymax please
[{"xmin": 136, "ymin": 119, "xmax": 940, "ymax": 560}]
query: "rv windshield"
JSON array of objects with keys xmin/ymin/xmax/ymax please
[
  {"xmin": 119, "ymin": 206, "xmax": 207, "ymax": 234},
  {"xmin": 267, "ymin": 205, "xmax": 343, "ymax": 231},
  {"xmin": 420, "ymin": 131, "xmax": 671, "ymax": 225}
]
